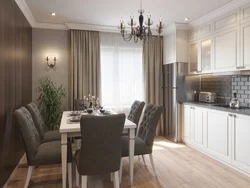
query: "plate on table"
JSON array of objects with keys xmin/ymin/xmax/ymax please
[
  {"xmin": 69, "ymin": 111, "xmax": 83, "ymax": 116},
  {"xmin": 99, "ymin": 110, "xmax": 112, "ymax": 115},
  {"xmin": 69, "ymin": 116, "xmax": 81, "ymax": 122}
]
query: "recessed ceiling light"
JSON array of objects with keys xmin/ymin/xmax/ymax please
[
  {"xmin": 184, "ymin": 18, "xmax": 189, "ymax": 21},
  {"xmin": 50, "ymin": 12, "xmax": 56, "ymax": 16}
]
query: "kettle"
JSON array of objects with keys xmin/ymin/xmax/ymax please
[{"xmin": 229, "ymin": 93, "xmax": 240, "ymax": 108}]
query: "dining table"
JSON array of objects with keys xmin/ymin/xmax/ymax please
[{"xmin": 59, "ymin": 110, "xmax": 136, "ymax": 188}]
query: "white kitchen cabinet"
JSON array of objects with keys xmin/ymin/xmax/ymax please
[
  {"xmin": 163, "ymin": 30, "xmax": 189, "ymax": 64},
  {"xmin": 206, "ymin": 110, "xmax": 232, "ymax": 162},
  {"xmin": 232, "ymin": 114, "xmax": 250, "ymax": 173},
  {"xmin": 241, "ymin": 3, "xmax": 250, "ymax": 24},
  {"xmin": 213, "ymin": 26, "xmax": 240, "ymax": 72},
  {"xmin": 182, "ymin": 104, "xmax": 250, "ymax": 176},
  {"xmin": 183, "ymin": 105, "xmax": 191, "ymax": 142},
  {"xmin": 189, "ymin": 42, "xmax": 200, "ymax": 73},
  {"xmin": 213, "ymin": 9, "xmax": 240, "ymax": 33},
  {"xmin": 201, "ymin": 38, "xmax": 212, "ymax": 72},
  {"xmin": 191, "ymin": 107, "xmax": 206, "ymax": 148},
  {"xmin": 241, "ymin": 22, "xmax": 250, "ymax": 69}
]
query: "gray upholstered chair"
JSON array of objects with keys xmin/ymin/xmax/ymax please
[
  {"xmin": 14, "ymin": 107, "xmax": 72, "ymax": 188},
  {"xmin": 74, "ymin": 99, "xmax": 86, "ymax": 110},
  {"xmin": 75, "ymin": 114, "xmax": 125, "ymax": 188},
  {"xmin": 26, "ymin": 102, "xmax": 61, "ymax": 143},
  {"xmin": 120, "ymin": 104, "xmax": 163, "ymax": 180},
  {"xmin": 127, "ymin": 100, "xmax": 145, "ymax": 133}
]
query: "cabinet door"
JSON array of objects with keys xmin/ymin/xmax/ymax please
[
  {"xmin": 232, "ymin": 114, "xmax": 250, "ymax": 172},
  {"xmin": 201, "ymin": 39, "xmax": 212, "ymax": 72},
  {"xmin": 241, "ymin": 22, "xmax": 250, "ymax": 69},
  {"xmin": 183, "ymin": 105, "xmax": 191, "ymax": 142},
  {"xmin": 189, "ymin": 42, "xmax": 200, "ymax": 73},
  {"xmin": 163, "ymin": 34, "xmax": 176, "ymax": 64},
  {"xmin": 192, "ymin": 107, "xmax": 206, "ymax": 148},
  {"xmin": 207, "ymin": 110, "xmax": 231, "ymax": 162},
  {"xmin": 213, "ymin": 26, "xmax": 240, "ymax": 72}
]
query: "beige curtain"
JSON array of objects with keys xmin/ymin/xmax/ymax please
[
  {"xmin": 143, "ymin": 37, "xmax": 163, "ymax": 136},
  {"xmin": 69, "ymin": 30, "xmax": 100, "ymax": 110}
]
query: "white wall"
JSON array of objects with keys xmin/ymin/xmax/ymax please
[{"xmin": 32, "ymin": 28, "xmax": 70, "ymax": 109}]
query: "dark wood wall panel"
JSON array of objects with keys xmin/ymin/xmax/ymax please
[{"xmin": 0, "ymin": 0, "xmax": 32, "ymax": 186}]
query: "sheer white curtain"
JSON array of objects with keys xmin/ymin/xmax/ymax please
[{"xmin": 100, "ymin": 32, "xmax": 144, "ymax": 115}]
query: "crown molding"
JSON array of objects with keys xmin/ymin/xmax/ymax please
[
  {"xmin": 15, "ymin": 0, "xmax": 36, "ymax": 27},
  {"xmin": 35, "ymin": 22, "xmax": 68, "ymax": 30},
  {"xmin": 65, "ymin": 23, "xmax": 118, "ymax": 32},
  {"xmin": 189, "ymin": 0, "xmax": 250, "ymax": 28}
]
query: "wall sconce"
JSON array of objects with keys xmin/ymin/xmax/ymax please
[{"xmin": 46, "ymin": 57, "xmax": 57, "ymax": 68}]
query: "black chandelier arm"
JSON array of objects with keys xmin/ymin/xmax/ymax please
[{"xmin": 122, "ymin": 33, "xmax": 133, "ymax": 42}]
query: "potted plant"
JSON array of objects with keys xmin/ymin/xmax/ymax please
[{"xmin": 37, "ymin": 77, "xmax": 66, "ymax": 130}]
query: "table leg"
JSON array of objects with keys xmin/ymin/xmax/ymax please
[
  {"xmin": 129, "ymin": 128, "xmax": 135, "ymax": 186},
  {"xmin": 61, "ymin": 133, "xmax": 68, "ymax": 188}
]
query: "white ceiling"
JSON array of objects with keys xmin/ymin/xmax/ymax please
[{"xmin": 25, "ymin": 0, "xmax": 233, "ymax": 28}]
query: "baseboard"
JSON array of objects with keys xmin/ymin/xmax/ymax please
[{"xmin": 3, "ymin": 153, "xmax": 26, "ymax": 188}]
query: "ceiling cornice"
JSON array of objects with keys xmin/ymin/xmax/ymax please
[
  {"xmin": 65, "ymin": 23, "xmax": 118, "ymax": 32},
  {"xmin": 189, "ymin": 0, "xmax": 250, "ymax": 28},
  {"xmin": 35, "ymin": 22, "xmax": 68, "ymax": 30},
  {"xmin": 15, "ymin": 0, "xmax": 36, "ymax": 27}
]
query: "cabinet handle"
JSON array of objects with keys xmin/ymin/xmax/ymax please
[
  {"xmin": 228, "ymin": 114, "xmax": 236, "ymax": 118},
  {"xmin": 236, "ymin": 66, "xmax": 245, "ymax": 69}
]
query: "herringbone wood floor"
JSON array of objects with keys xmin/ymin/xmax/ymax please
[{"xmin": 6, "ymin": 137, "xmax": 250, "ymax": 188}]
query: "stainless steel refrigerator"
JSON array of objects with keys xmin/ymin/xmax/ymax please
[{"xmin": 163, "ymin": 62, "xmax": 189, "ymax": 143}]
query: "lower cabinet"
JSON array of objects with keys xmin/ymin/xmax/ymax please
[
  {"xmin": 232, "ymin": 114, "xmax": 250, "ymax": 173},
  {"xmin": 182, "ymin": 104, "xmax": 250, "ymax": 176},
  {"xmin": 206, "ymin": 110, "xmax": 231, "ymax": 162}
]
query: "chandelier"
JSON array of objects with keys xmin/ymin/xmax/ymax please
[{"xmin": 118, "ymin": 0, "xmax": 164, "ymax": 43}]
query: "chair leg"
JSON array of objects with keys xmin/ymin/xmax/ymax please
[
  {"xmin": 67, "ymin": 163, "xmax": 72, "ymax": 188},
  {"xmin": 76, "ymin": 166, "xmax": 80, "ymax": 186},
  {"xmin": 142, "ymin": 155, "xmax": 146, "ymax": 165},
  {"xmin": 119, "ymin": 159, "xmax": 123, "ymax": 183},
  {"xmin": 24, "ymin": 166, "xmax": 34, "ymax": 188},
  {"xmin": 113, "ymin": 171, "xmax": 120, "ymax": 188},
  {"xmin": 75, "ymin": 139, "xmax": 81, "ymax": 151},
  {"xmin": 110, "ymin": 172, "xmax": 113, "ymax": 182},
  {"xmin": 81, "ymin": 176, "xmax": 87, "ymax": 188},
  {"xmin": 149, "ymin": 154, "xmax": 157, "ymax": 177}
]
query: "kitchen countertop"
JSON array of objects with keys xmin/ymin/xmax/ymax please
[{"xmin": 181, "ymin": 101, "xmax": 250, "ymax": 116}]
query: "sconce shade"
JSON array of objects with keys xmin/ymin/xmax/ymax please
[{"xmin": 46, "ymin": 56, "xmax": 56, "ymax": 68}]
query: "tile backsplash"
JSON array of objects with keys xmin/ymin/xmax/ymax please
[{"xmin": 200, "ymin": 75, "xmax": 250, "ymax": 107}]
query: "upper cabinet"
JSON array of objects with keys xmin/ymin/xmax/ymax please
[
  {"xmin": 189, "ymin": 36, "xmax": 212, "ymax": 74},
  {"xmin": 163, "ymin": 26, "xmax": 189, "ymax": 64},
  {"xmin": 187, "ymin": 4, "xmax": 250, "ymax": 74},
  {"xmin": 213, "ymin": 26, "xmax": 240, "ymax": 72},
  {"xmin": 201, "ymin": 39, "xmax": 212, "ymax": 72}
]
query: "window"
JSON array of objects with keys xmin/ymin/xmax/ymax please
[{"xmin": 100, "ymin": 33, "xmax": 144, "ymax": 113}]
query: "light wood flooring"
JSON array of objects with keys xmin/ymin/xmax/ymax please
[{"xmin": 6, "ymin": 137, "xmax": 250, "ymax": 188}]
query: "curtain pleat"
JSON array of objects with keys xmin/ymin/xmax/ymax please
[
  {"xmin": 69, "ymin": 30, "xmax": 100, "ymax": 110},
  {"xmin": 143, "ymin": 37, "xmax": 163, "ymax": 136}
]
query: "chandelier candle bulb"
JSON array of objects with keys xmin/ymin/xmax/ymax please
[
  {"xmin": 130, "ymin": 13, "xmax": 134, "ymax": 19},
  {"xmin": 148, "ymin": 13, "xmax": 151, "ymax": 18}
]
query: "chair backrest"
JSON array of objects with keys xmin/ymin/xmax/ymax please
[
  {"xmin": 14, "ymin": 107, "xmax": 41, "ymax": 165},
  {"xmin": 127, "ymin": 100, "xmax": 145, "ymax": 127},
  {"xmin": 137, "ymin": 104, "xmax": 163, "ymax": 150},
  {"xmin": 74, "ymin": 99, "xmax": 86, "ymax": 110},
  {"xmin": 78, "ymin": 114, "xmax": 125, "ymax": 175},
  {"xmin": 26, "ymin": 102, "xmax": 47, "ymax": 139}
]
